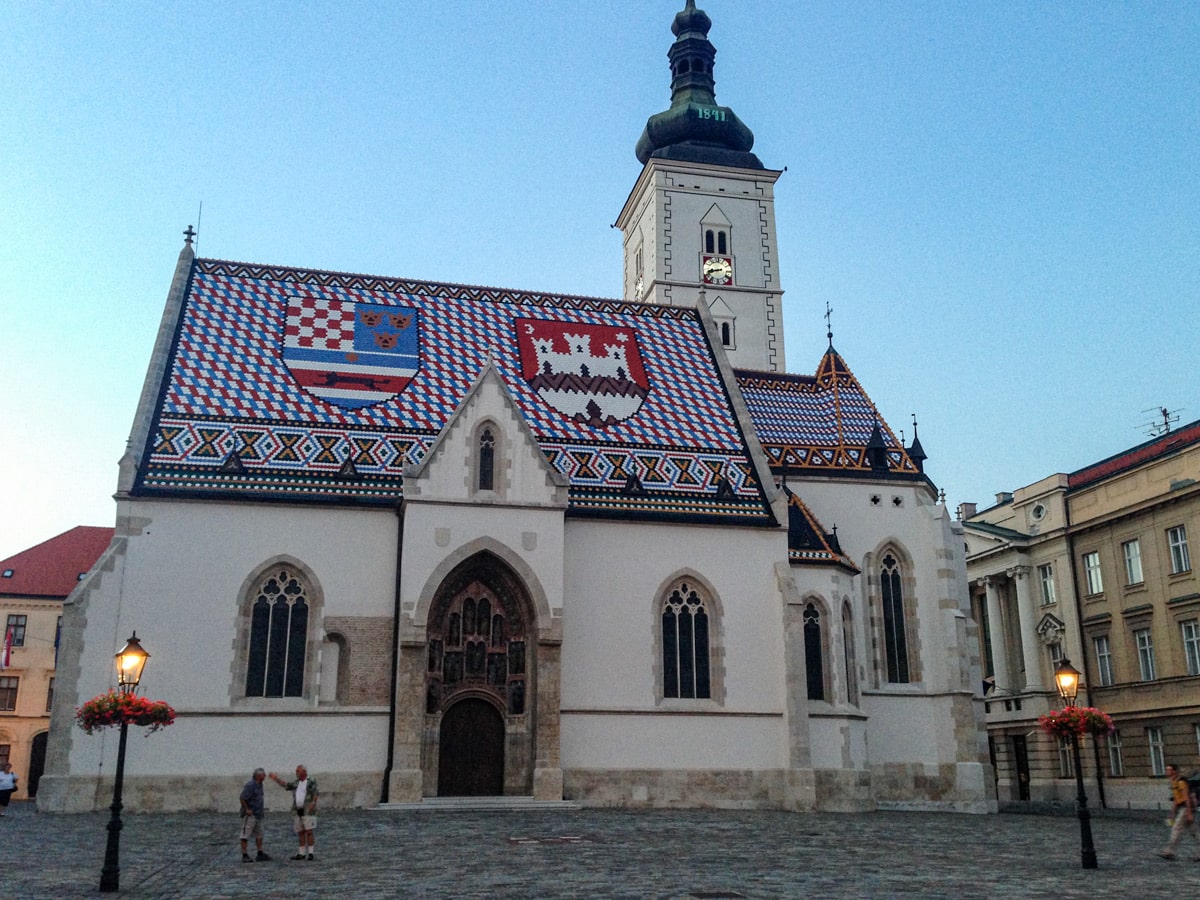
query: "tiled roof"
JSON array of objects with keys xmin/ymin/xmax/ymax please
[
  {"xmin": 0, "ymin": 526, "xmax": 114, "ymax": 598},
  {"xmin": 1068, "ymin": 419, "xmax": 1200, "ymax": 491},
  {"xmin": 784, "ymin": 489, "xmax": 860, "ymax": 573},
  {"xmin": 735, "ymin": 349, "xmax": 921, "ymax": 479},
  {"xmin": 135, "ymin": 259, "xmax": 775, "ymax": 524}
]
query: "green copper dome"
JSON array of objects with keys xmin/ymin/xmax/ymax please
[{"xmin": 635, "ymin": 0, "xmax": 763, "ymax": 169}]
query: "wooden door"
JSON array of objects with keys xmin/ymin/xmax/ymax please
[{"xmin": 437, "ymin": 698, "xmax": 505, "ymax": 796}]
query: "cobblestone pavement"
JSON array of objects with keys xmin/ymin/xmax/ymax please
[{"xmin": 0, "ymin": 801, "xmax": 1189, "ymax": 898}]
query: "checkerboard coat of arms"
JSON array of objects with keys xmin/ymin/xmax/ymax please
[
  {"xmin": 515, "ymin": 318, "xmax": 649, "ymax": 426},
  {"xmin": 282, "ymin": 297, "xmax": 419, "ymax": 409}
]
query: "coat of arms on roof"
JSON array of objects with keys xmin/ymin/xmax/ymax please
[
  {"xmin": 282, "ymin": 296, "xmax": 420, "ymax": 409},
  {"xmin": 515, "ymin": 318, "xmax": 649, "ymax": 427}
]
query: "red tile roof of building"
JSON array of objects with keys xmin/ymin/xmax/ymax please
[
  {"xmin": 1068, "ymin": 419, "xmax": 1200, "ymax": 491},
  {"xmin": 0, "ymin": 526, "xmax": 114, "ymax": 599}
]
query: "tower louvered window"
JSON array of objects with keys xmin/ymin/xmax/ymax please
[{"xmin": 245, "ymin": 566, "xmax": 308, "ymax": 697}]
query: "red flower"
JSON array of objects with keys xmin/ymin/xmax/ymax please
[
  {"xmin": 75, "ymin": 690, "xmax": 176, "ymax": 736},
  {"xmin": 1038, "ymin": 706, "xmax": 1114, "ymax": 739}
]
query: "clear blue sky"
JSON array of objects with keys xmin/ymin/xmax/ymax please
[{"xmin": 2, "ymin": 1, "xmax": 1198, "ymax": 560}]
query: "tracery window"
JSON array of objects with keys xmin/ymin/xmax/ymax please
[
  {"xmin": 804, "ymin": 603, "xmax": 825, "ymax": 701},
  {"xmin": 478, "ymin": 428, "xmax": 495, "ymax": 491},
  {"xmin": 842, "ymin": 602, "xmax": 858, "ymax": 704},
  {"xmin": 880, "ymin": 553, "xmax": 910, "ymax": 683},
  {"xmin": 662, "ymin": 581, "xmax": 711, "ymax": 699},
  {"xmin": 245, "ymin": 566, "xmax": 309, "ymax": 698},
  {"xmin": 427, "ymin": 580, "xmax": 525, "ymax": 715}
]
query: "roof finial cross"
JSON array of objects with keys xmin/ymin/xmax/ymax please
[
  {"xmin": 183, "ymin": 225, "xmax": 196, "ymax": 246},
  {"xmin": 824, "ymin": 300, "xmax": 833, "ymax": 348}
]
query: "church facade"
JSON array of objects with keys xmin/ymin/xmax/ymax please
[{"xmin": 39, "ymin": 2, "xmax": 992, "ymax": 814}]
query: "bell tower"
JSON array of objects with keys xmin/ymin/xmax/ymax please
[{"xmin": 616, "ymin": 0, "xmax": 786, "ymax": 373}]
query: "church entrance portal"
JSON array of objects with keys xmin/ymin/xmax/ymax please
[{"xmin": 437, "ymin": 698, "xmax": 505, "ymax": 796}]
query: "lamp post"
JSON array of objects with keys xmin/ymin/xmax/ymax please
[
  {"xmin": 100, "ymin": 632, "xmax": 150, "ymax": 893},
  {"xmin": 1053, "ymin": 657, "xmax": 1098, "ymax": 870}
]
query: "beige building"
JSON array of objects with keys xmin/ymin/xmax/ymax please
[
  {"xmin": 0, "ymin": 526, "xmax": 113, "ymax": 799},
  {"xmin": 965, "ymin": 419, "xmax": 1200, "ymax": 808}
]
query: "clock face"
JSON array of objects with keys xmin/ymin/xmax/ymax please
[{"xmin": 702, "ymin": 255, "xmax": 732, "ymax": 286}]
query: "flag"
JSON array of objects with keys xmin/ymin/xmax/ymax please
[{"xmin": 1, "ymin": 626, "xmax": 11, "ymax": 670}]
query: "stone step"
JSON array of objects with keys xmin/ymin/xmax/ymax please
[{"xmin": 375, "ymin": 796, "xmax": 582, "ymax": 812}]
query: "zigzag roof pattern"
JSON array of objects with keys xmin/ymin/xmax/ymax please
[
  {"xmin": 134, "ymin": 257, "xmax": 775, "ymax": 525},
  {"xmin": 735, "ymin": 348, "xmax": 921, "ymax": 479}
]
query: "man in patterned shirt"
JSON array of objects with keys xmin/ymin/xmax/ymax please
[{"xmin": 269, "ymin": 765, "xmax": 319, "ymax": 860}]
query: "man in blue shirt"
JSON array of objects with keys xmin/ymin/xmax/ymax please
[{"xmin": 239, "ymin": 768, "xmax": 271, "ymax": 863}]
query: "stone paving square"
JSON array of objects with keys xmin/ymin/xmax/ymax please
[{"xmin": 0, "ymin": 803, "xmax": 1186, "ymax": 898}]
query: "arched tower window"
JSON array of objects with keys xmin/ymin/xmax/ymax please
[
  {"xmin": 662, "ymin": 581, "xmax": 711, "ymax": 699},
  {"xmin": 478, "ymin": 427, "xmax": 495, "ymax": 491},
  {"xmin": 717, "ymin": 230, "xmax": 727, "ymax": 254},
  {"xmin": 720, "ymin": 321, "xmax": 732, "ymax": 347},
  {"xmin": 245, "ymin": 565, "xmax": 309, "ymax": 698},
  {"xmin": 804, "ymin": 602, "xmax": 825, "ymax": 700},
  {"xmin": 705, "ymin": 229, "xmax": 715, "ymax": 253},
  {"xmin": 881, "ymin": 553, "xmax": 910, "ymax": 683}
]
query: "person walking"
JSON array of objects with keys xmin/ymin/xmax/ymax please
[
  {"xmin": 1159, "ymin": 763, "xmax": 1200, "ymax": 861},
  {"xmin": 269, "ymin": 765, "xmax": 318, "ymax": 860},
  {"xmin": 238, "ymin": 768, "xmax": 271, "ymax": 863},
  {"xmin": 0, "ymin": 762, "xmax": 17, "ymax": 816}
]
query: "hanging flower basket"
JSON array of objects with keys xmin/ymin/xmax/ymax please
[
  {"xmin": 1038, "ymin": 706, "xmax": 1114, "ymax": 739},
  {"xmin": 75, "ymin": 690, "xmax": 176, "ymax": 736}
]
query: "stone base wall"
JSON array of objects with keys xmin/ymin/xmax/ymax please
[
  {"xmin": 871, "ymin": 762, "xmax": 996, "ymax": 814},
  {"xmin": 565, "ymin": 769, "xmax": 798, "ymax": 809},
  {"xmin": 36, "ymin": 771, "xmax": 383, "ymax": 815},
  {"xmin": 813, "ymin": 768, "xmax": 874, "ymax": 812}
]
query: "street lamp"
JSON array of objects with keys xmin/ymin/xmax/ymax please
[
  {"xmin": 1053, "ymin": 657, "xmax": 1098, "ymax": 869},
  {"xmin": 100, "ymin": 632, "xmax": 150, "ymax": 893}
]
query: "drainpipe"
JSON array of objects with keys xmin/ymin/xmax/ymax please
[
  {"xmin": 1064, "ymin": 495, "xmax": 1107, "ymax": 809},
  {"xmin": 380, "ymin": 501, "xmax": 405, "ymax": 804}
]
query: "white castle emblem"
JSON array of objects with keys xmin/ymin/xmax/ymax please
[{"xmin": 532, "ymin": 332, "xmax": 630, "ymax": 379}]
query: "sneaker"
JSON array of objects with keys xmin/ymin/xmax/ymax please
[
  {"xmin": 256, "ymin": 851, "xmax": 272, "ymax": 861},
  {"xmin": 307, "ymin": 853, "xmax": 315, "ymax": 861},
  {"xmin": 291, "ymin": 853, "xmax": 306, "ymax": 860},
  {"xmin": 1158, "ymin": 852, "xmax": 1176, "ymax": 860},
  {"xmin": 242, "ymin": 854, "xmax": 253, "ymax": 863}
]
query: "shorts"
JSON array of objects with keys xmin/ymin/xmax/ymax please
[
  {"xmin": 239, "ymin": 814, "xmax": 263, "ymax": 841},
  {"xmin": 292, "ymin": 813, "xmax": 317, "ymax": 833}
]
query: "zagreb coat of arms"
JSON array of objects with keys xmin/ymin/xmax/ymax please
[
  {"xmin": 515, "ymin": 318, "xmax": 649, "ymax": 426},
  {"xmin": 282, "ymin": 297, "xmax": 419, "ymax": 409}
]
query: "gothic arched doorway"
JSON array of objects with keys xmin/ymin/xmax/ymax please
[
  {"xmin": 437, "ymin": 698, "xmax": 505, "ymax": 796},
  {"xmin": 424, "ymin": 555, "xmax": 533, "ymax": 797}
]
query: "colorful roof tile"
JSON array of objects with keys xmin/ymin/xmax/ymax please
[
  {"xmin": 135, "ymin": 259, "xmax": 775, "ymax": 524},
  {"xmin": 0, "ymin": 526, "xmax": 114, "ymax": 598},
  {"xmin": 735, "ymin": 349, "xmax": 921, "ymax": 479}
]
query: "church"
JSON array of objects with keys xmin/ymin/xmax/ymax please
[{"xmin": 40, "ymin": 2, "xmax": 992, "ymax": 814}]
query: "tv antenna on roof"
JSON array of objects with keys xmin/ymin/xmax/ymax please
[{"xmin": 1139, "ymin": 406, "xmax": 1181, "ymax": 438}]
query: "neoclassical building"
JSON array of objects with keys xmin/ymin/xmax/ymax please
[
  {"xmin": 39, "ymin": 2, "xmax": 990, "ymax": 814},
  {"xmin": 965, "ymin": 418, "xmax": 1200, "ymax": 808}
]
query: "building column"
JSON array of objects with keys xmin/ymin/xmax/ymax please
[
  {"xmin": 983, "ymin": 576, "xmax": 1011, "ymax": 692},
  {"xmin": 1011, "ymin": 566, "xmax": 1045, "ymax": 692}
]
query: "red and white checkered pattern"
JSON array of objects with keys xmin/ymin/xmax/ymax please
[{"xmin": 284, "ymin": 297, "xmax": 356, "ymax": 351}]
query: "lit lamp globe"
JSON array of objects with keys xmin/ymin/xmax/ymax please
[{"xmin": 115, "ymin": 632, "xmax": 150, "ymax": 694}]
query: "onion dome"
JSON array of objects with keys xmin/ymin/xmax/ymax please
[{"xmin": 635, "ymin": 0, "xmax": 763, "ymax": 169}]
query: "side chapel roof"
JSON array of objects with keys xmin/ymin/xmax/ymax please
[
  {"xmin": 132, "ymin": 257, "xmax": 777, "ymax": 526},
  {"xmin": 735, "ymin": 347, "xmax": 924, "ymax": 480},
  {"xmin": 0, "ymin": 526, "xmax": 114, "ymax": 599},
  {"xmin": 784, "ymin": 488, "xmax": 859, "ymax": 573}
]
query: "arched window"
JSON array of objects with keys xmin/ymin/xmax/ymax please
[
  {"xmin": 717, "ymin": 230, "xmax": 727, "ymax": 254},
  {"xmin": 804, "ymin": 603, "xmax": 824, "ymax": 700},
  {"xmin": 881, "ymin": 553, "xmax": 910, "ymax": 683},
  {"xmin": 245, "ymin": 565, "xmax": 309, "ymax": 697},
  {"xmin": 705, "ymin": 229, "xmax": 715, "ymax": 254},
  {"xmin": 478, "ymin": 428, "xmax": 495, "ymax": 491},
  {"xmin": 842, "ymin": 601, "xmax": 858, "ymax": 704},
  {"xmin": 720, "ymin": 321, "xmax": 732, "ymax": 347},
  {"xmin": 662, "ymin": 581, "xmax": 711, "ymax": 699}
]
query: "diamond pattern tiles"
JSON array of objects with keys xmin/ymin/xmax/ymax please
[
  {"xmin": 138, "ymin": 259, "xmax": 771, "ymax": 521},
  {"xmin": 735, "ymin": 349, "xmax": 920, "ymax": 477}
]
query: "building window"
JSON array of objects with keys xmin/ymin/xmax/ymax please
[
  {"xmin": 1168, "ymin": 525, "xmax": 1191, "ymax": 574},
  {"xmin": 1093, "ymin": 635, "xmax": 1114, "ymax": 686},
  {"xmin": 662, "ymin": 581, "xmax": 711, "ymax": 699},
  {"xmin": 0, "ymin": 744, "xmax": 8, "ymax": 766},
  {"xmin": 1181, "ymin": 619, "xmax": 1200, "ymax": 676},
  {"xmin": 1107, "ymin": 729, "xmax": 1124, "ymax": 777},
  {"xmin": 1038, "ymin": 564, "xmax": 1056, "ymax": 606},
  {"xmin": 1134, "ymin": 628, "xmax": 1156, "ymax": 681},
  {"xmin": 1195, "ymin": 723, "xmax": 1200, "ymax": 757},
  {"xmin": 1058, "ymin": 737, "xmax": 1074, "ymax": 778},
  {"xmin": 880, "ymin": 553, "xmax": 910, "ymax": 683},
  {"xmin": 1147, "ymin": 726, "xmax": 1166, "ymax": 776},
  {"xmin": 842, "ymin": 602, "xmax": 858, "ymax": 705},
  {"xmin": 245, "ymin": 566, "xmax": 310, "ymax": 698},
  {"xmin": 478, "ymin": 427, "xmax": 495, "ymax": 491},
  {"xmin": 1047, "ymin": 641, "xmax": 1065, "ymax": 671},
  {"xmin": 0, "ymin": 676, "xmax": 17, "ymax": 711},
  {"xmin": 4, "ymin": 614, "xmax": 26, "ymax": 647},
  {"xmin": 46, "ymin": 676, "xmax": 54, "ymax": 713},
  {"xmin": 1122, "ymin": 539, "xmax": 1143, "ymax": 585},
  {"xmin": 1082, "ymin": 551, "xmax": 1103, "ymax": 595},
  {"xmin": 804, "ymin": 603, "xmax": 825, "ymax": 701}
]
